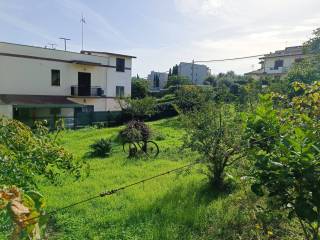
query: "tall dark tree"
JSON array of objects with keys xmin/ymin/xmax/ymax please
[
  {"xmin": 131, "ymin": 78, "xmax": 149, "ymax": 99},
  {"xmin": 172, "ymin": 64, "xmax": 179, "ymax": 76}
]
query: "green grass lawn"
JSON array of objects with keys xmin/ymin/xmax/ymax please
[{"xmin": 38, "ymin": 117, "xmax": 302, "ymax": 240}]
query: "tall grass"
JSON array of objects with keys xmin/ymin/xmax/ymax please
[{"xmin": 31, "ymin": 118, "xmax": 303, "ymax": 239}]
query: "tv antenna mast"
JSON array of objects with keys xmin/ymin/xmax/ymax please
[
  {"xmin": 80, "ymin": 14, "xmax": 86, "ymax": 50},
  {"xmin": 48, "ymin": 43, "xmax": 57, "ymax": 49},
  {"xmin": 59, "ymin": 37, "xmax": 71, "ymax": 51}
]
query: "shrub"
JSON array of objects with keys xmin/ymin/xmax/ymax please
[
  {"xmin": 120, "ymin": 97, "xmax": 157, "ymax": 120},
  {"xmin": 0, "ymin": 118, "xmax": 83, "ymax": 189},
  {"xmin": 131, "ymin": 78, "xmax": 149, "ymax": 99},
  {"xmin": 174, "ymin": 85, "xmax": 213, "ymax": 113},
  {"xmin": 89, "ymin": 138, "xmax": 113, "ymax": 158},
  {"xmin": 245, "ymin": 85, "xmax": 320, "ymax": 240},
  {"xmin": 119, "ymin": 120, "xmax": 151, "ymax": 143}
]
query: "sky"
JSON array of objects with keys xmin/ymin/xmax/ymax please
[{"xmin": 0, "ymin": 0, "xmax": 319, "ymax": 77}]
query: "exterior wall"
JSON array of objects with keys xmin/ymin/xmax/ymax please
[
  {"xmin": 147, "ymin": 71, "xmax": 168, "ymax": 90},
  {"xmin": 68, "ymin": 97, "xmax": 121, "ymax": 112},
  {"xmin": 0, "ymin": 105, "xmax": 13, "ymax": 118},
  {"xmin": 262, "ymin": 55, "xmax": 302, "ymax": 75},
  {"xmin": 0, "ymin": 42, "xmax": 132, "ymax": 99},
  {"xmin": 178, "ymin": 62, "xmax": 210, "ymax": 85}
]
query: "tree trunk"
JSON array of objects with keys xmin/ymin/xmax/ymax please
[{"xmin": 211, "ymin": 167, "xmax": 225, "ymax": 190}]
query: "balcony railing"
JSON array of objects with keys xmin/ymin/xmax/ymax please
[{"xmin": 71, "ymin": 85, "xmax": 104, "ymax": 97}]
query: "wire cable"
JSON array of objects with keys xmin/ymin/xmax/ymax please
[
  {"xmin": 22, "ymin": 133, "xmax": 281, "ymax": 223},
  {"xmin": 194, "ymin": 54, "xmax": 265, "ymax": 63}
]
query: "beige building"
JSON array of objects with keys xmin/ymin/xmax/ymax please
[
  {"xmin": 0, "ymin": 42, "xmax": 136, "ymax": 127},
  {"xmin": 246, "ymin": 46, "xmax": 305, "ymax": 78},
  {"xmin": 147, "ymin": 71, "xmax": 168, "ymax": 90}
]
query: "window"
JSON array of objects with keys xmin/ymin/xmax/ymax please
[
  {"xmin": 51, "ymin": 69, "xmax": 60, "ymax": 86},
  {"xmin": 116, "ymin": 58, "xmax": 125, "ymax": 72},
  {"xmin": 154, "ymin": 74, "xmax": 160, "ymax": 88},
  {"xmin": 274, "ymin": 60, "xmax": 284, "ymax": 70},
  {"xmin": 116, "ymin": 86, "xmax": 125, "ymax": 97}
]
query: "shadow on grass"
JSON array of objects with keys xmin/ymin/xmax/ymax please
[{"xmin": 150, "ymin": 117, "xmax": 183, "ymax": 130}]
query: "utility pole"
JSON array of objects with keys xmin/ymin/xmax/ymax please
[
  {"xmin": 80, "ymin": 14, "xmax": 86, "ymax": 51},
  {"xmin": 48, "ymin": 43, "xmax": 57, "ymax": 49},
  {"xmin": 59, "ymin": 37, "xmax": 71, "ymax": 51}
]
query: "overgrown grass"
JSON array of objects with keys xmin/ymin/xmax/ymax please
[{"xmin": 34, "ymin": 117, "xmax": 303, "ymax": 239}]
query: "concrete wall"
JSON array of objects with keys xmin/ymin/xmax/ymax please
[
  {"xmin": 0, "ymin": 42, "xmax": 132, "ymax": 98},
  {"xmin": 263, "ymin": 55, "xmax": 303, "ymax": 74},
  {"xmin": 0, "ymin": 105, "xmax": 13, "ymax": 118},
  {"xmin": 178, "ymin": 62, "xmax": 210, "ymax": 85},
  {"xmin": 68, "ymin": 97, "xmax": 122, "ymax": 112},
  {"xmin": 147, "ymin": 71, "xmax": 168, "ymax": 90}
]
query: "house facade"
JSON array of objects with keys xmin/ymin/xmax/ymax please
[
  {"xmin": 245, "ymin": 46, "xmax": 305, "ymax": 78},
  {"xmin": 147, "ymin": 71, "xmax": 168, "ymax": 90},
  {"xmin": 178, "ymin": 62, "xmax": 210, "ymax": 85},
  {"xmin": 0, "ymin": 42, "xmax": 135, "ymax": 127}
]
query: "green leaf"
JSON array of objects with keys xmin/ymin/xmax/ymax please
[{"xmin": 251, "ymin": 183, "xmax": 264, "ymax": 196}]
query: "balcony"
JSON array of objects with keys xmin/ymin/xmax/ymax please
[{"xmin": 71, "ymin": 85, "xmax": 104, "ymax": 97}]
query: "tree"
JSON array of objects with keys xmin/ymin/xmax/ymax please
[
  {"xmin": 0, "ymin": 118, "xmax": 83, "ymax": 189},
  {"xmin": 166, "ymin": 75, "xmax": 191, "ymax": 88},
  {"xmin": 245, "ymin": 82, "xmax": 320, "ymax": 240},
  {"xmin": 182, "ymin": 103, "xmax": 243, "ymax": 189},
  {"xmin": 204, "ymin": 75, "xmax": 217, "ymax": 87},
  {"xmin": 0, "ymin": 118, "xmax": 84, "ymax": 239},
  {"xmin": 131, "ymin": 78, "xmax": 149, "ymax": 99},
  {"xmin": 121, "ymin": 96, "xmax": 157, "ymax": 119},
  {"xmin": 287, "ymin": 28, "xmax": 320, "ymax": 85},
  {"xmin": 172, "ymin": 64, "xmax": 179, "ymax": 76},
  {"xmin": 174, "ymin": 85, "xmax": 213, "ymax": 113}
]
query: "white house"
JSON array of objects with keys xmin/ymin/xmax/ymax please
[
  {"xmin": 147, "ymin": 71, "xmax": 168, "ymax": 90},
  {"xmin": 0, "ymin": 42, "xmax": 136, "ymax": 127},
  {"xmin": 245, "ymin": 46, "xmax": 305, "ymax": 78},
  {"xmin": 178, "ymin": 62, "xmax": 210, "ymax": 85}
]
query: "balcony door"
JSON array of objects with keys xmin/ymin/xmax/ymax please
[{"xmin": 78, "ymin": 72, "xmax": 91, "ymax": 96}]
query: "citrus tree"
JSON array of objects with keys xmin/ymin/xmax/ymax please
[
  {"xmin": 0, "ymin": 118, "xmax": 85, "ymax": 239},
  {"xmin": 245, "ymin": 82, "xmax": 320, "ymax": 240}
]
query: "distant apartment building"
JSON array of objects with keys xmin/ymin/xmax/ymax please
[
  {"xmin": 0, "ymin": 42, "xmax": 136, "ymax": 127},
  {"xmin": 147, "ymin": 71, "xmax": 168, "ymax": 90},
  {"xmin": 246, "ymin": 46, "xmax": 305, "ymax": 78},
  {"xmin": 178, "ymin": 62, "xmax": 210, "ymax": 85}
]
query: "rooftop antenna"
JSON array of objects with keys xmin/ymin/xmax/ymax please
[
  {"xmin": 80, "ymin": 14, "xmax": 86, "ymax": 51},
  {"xmin": 59, "ymin": 37, "xmax": 71, "ymax": 51},
  {"xmin": 48, "ymin": 43, "xmax": 57, "ymax": 49}
]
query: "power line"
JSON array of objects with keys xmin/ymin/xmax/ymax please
[
  {"xmin": 194, "ymin": 54, "xmax": 265, "ymax": 63},
  {"xmin": 22, "ymin": 161, "xmax": 199, "ymax": 223}
]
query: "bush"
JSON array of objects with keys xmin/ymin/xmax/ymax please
[
  {"xmin": 89, "ymin": 138, "xmax": 113, "ymax": 158},
  {"xmin": 0, "ymin": 118, "xmax": 83, "ymax": 189},
  {"xmin": 175, "ymin": 85, "xmax": 213, "ymax": 113},
  {"xmin": 120, "ymin": 97, "xmax": 157, "ymax": 120},
  {"xmin": 119, "ymin": 120, "xmax": 151, "ymax": 143},
  {"xmin": 131, "ymin": 78, "xmax": 149, "ymax": 99},
  {"xmin": 245, "ymin": 84, "xmax": 320, "ymax": 240}
]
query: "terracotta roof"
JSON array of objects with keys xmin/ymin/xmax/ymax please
[{"xmin": 0, "ymin": 95, "xmax": 83, "ymax": 108}]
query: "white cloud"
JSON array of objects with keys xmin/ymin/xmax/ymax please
[
  {"xmin": 55, "ymin": 0, "xmax": 131, "ymax": 46},
  {"xmin": 174, "ymin": 0, "xmax": 224, "ymax": 15}
]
